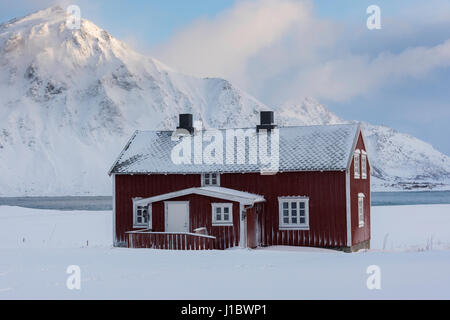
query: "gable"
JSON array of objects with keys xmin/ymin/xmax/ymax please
[{"xmin": 346, "ymin": 126, "xmax": 371, "ymax": 172}]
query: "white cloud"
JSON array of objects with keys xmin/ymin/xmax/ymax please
[
  {"xmin": 154, "ymin": 0, "xmax": 309, "ymax": 87},
  {"xmin": 155, "ymin": 0, "xmax": 450, "ymax": 106},
  {"xmin": 287, "ymin": 39, "xmax": 450, "ymax": 102}
]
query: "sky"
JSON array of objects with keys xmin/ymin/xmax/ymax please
[{"xmin": 1, "ymin": 0, "xmax": 449, "ymax": 155}]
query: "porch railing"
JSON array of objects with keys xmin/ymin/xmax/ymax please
[{"xmin": 126, "ymin": 229, "xmax": 216, "ymax": 250}]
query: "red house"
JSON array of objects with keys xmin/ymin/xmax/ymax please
[{"xmin": 108, "ymin": 112, "xmax": 371, "ymax": 252}]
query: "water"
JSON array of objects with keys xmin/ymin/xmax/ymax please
[
  {"xmin": 371, "ymin": 191, "xmax": 450, "ymax": 206},
  {"xmin": 0, "ymin": 191, "xmax": 449, "ymax": 211},
  {"xmin": 0, "ymin": 196, "xmax": 112, "ymax": 211}
]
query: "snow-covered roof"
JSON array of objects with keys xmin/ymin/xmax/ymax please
[
  {"xmin": 134, "ymin": 186, "xmax": 265, "ymax": 206},
  {"xmin": 109, "ymin": 123, "xmax": 361, "ymax": 175}
]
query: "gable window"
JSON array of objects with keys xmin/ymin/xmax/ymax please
[
  {"xmin": 133, "ymin": 201, "xmax": 151, "ymax": 228},
  {"xmin": 361, "ymin": 152, "xmax": 367, "ymax": 179},
  {"xmin": 212, "ymin": 203, "xmax": 233, "ymax": 226},
  {"xmin": 202, "ymin": 173, "xmax": 220, "ymax": 186},
  {"xmin": 358, "ymin": 193, "xmax": 365, "ymax": 227},
  {"xmin": 354, "ymin": 150, "xmax": 361, "ymax": 179},
  {"xmin": 278, "ymin": 197, "xmax": 309, "ymax": 230}
]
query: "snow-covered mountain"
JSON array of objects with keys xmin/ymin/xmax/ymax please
[
  {"xmin": 0, "ymin": 6, "xmax": 268, "ymax": 196},
  {"xmin": 0, "ymin": 6, "xmax": 449, "ymax": 195},
  {"xmin": 363, "ymin": 123, "xmax": 450, "ymax": 190},
  {"xmin": 277, "ymin": 98, "xmax": 346, "ymax": 126},
  {"xmin": 278, "ymin": 100, "xmax": 450, "ymax": 190}
]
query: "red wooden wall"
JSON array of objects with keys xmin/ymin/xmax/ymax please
[
  {"xmin": 114, "ymin": 169, "xmax": 352, "ymax": 249},
  {"xmin": 349, "ymin": 133, "xmax": 371, "ymax": 246},
  {"xmin": 220, "ymin": 171, "xmax": 349, "ymax": 248},
  {"xmin": 114, "ymin": 174, "xmax": 200, "ymax": 245}
]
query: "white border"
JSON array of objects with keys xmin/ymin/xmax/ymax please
[
  {"xmin": 358, "ymin": 193, "xmax": 365, "ymax": 228},
  {"xmin": 361, "ymin": 153, "xmax": 367, "ymax": 179},
  {"xmin": 354, "ymin": 150, "xmax": 360, "ymax": 179},
  {"xmin": 132, "ymin": 199, "xmax": 152, "ymax": 229},
  {"xmin": 201, "ymin": 173, "xmax": 221, "ymax": 187},
  {"xmin": 277, "ymin": 196, "xmax": 310, "ymax": 230},
  {"xmin": 211, "ymin": 203, "xmax": 233, "ymax": 226}
]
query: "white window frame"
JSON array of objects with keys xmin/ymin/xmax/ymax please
[
  {"xmin": 202, "ymin": 173, "xmax": 220, "ymax": 186},
  {"xmin": 358, "ymin": 193, "xmax": 365, "ymax": 228},
  {"xmin": 354, "ymin": 149, "xmax": 361, "ymax": 179},
  {"xmin": 361, "ymin": 151, "xmax": 367, "ymax": 179},
  {"xmin": 278, "ymin": 197, "xmax": 310, "ymax": 230},
  {"xmin": 212, "ymin": 203, "xmax": 233, "ymax": 226},
  {"xmin": 132, "ymin": 198, "xmax": 151, "ymax": 228}
]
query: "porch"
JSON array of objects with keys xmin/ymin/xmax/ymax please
[
  {"xmin": 126, "ymin": 229, "xmax": 216, "ymax": 250},
  {"xmin": 126, "ymin": 186, "xmax": 265, "ymax": 250}
]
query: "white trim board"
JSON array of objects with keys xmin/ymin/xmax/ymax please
[
  {"xmin": 112, "ymin": 173, "xmax": 117, "ymax": 246},
  {"xmin": 345, "ymin": 169, "xmax": 352, "ymax": 247},
  {"xmin": 135, "ymin": 186, "xmax": 265, "ymax": 206},
  {"xmin": 108, "ymin": 130, "xmax": 139, "ymax": 176},
  {"xmin": 239, "ymin": 204, "xmax": 246, "ymax": 248}
]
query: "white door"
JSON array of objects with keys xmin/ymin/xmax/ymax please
[{"xmin": 165, "ymin": 202, "xmax": 189, "ymax": 232}]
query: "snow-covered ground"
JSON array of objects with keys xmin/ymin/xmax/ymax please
[{"xmin": 0, "ymin": 205, "xmax": 449, "ymax": 299}]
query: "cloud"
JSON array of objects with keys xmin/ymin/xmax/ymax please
[
  {"xmin": 154, "ymin": 0, "xmax": 309, "ymax": 87},
  {"xmin": 288, "ymin": 39, "xmax": 450, "ymax": 102},
  {"xmin": 154, "ymin": 0, "xmax": 450, "ymax": 106}
]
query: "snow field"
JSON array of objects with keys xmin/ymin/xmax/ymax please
[{"xmin": 0, "ymin": 204, "xmax": 449, "ymax": 299}]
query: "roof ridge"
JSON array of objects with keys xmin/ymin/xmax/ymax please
[{"xmin": 136, "ymin": 122, "xmax": 359, "ymax": 134}]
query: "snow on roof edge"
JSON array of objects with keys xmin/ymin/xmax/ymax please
[
  {"xmin": 109, "ymin": 123, "xmax": 360, "ymax": 175},
  {"xmin": 134, "ymin": 186, "xmax": 265, "ymax": 205}
]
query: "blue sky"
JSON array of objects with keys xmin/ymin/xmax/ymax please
[
  {"xmin": 1, "ymin": 0, "xmax": 450, "ymax": 155},
  {"xmin": 0, "ymin": 0, "xmax": 234, "ymax": 46}
]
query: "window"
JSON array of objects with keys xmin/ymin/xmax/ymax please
[
  {"xmin": 354, "ymin": 150, "xmax": 361, "ymax": 179},
  {"xmin": 361, "ymin": 152, "xmax": 367, "ymax": 179},
  {"xmin": 358, "ymin": 193, "xmax": 365, "ymax": 227},
  {"xmin": 278, "ymin": 197, "xmax": 309, "ymax": 230},
  {"xmin": 202, "ymin": 173, "xmax": 220, "ymax": 186},
  {"xmin": 212, "ymin": 203, "xmax": 233, "ymax": 225},
  {"xmin": 133, "ymin": 202, "xmax": 150, "ymax": 228}
]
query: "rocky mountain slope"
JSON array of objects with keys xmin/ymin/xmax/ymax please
[{"xmin": 0, "ymin": 6, "xmax": 448, "ymax": 195}]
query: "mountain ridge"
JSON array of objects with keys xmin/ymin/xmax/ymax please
[{"xmin": 0, "ymin": 6, "xmax": 449, "ymax": 195}]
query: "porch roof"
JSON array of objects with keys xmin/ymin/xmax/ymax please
[{"xmin": 134, "ymin": 186, "xmax": 265, "ymax": 206}]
